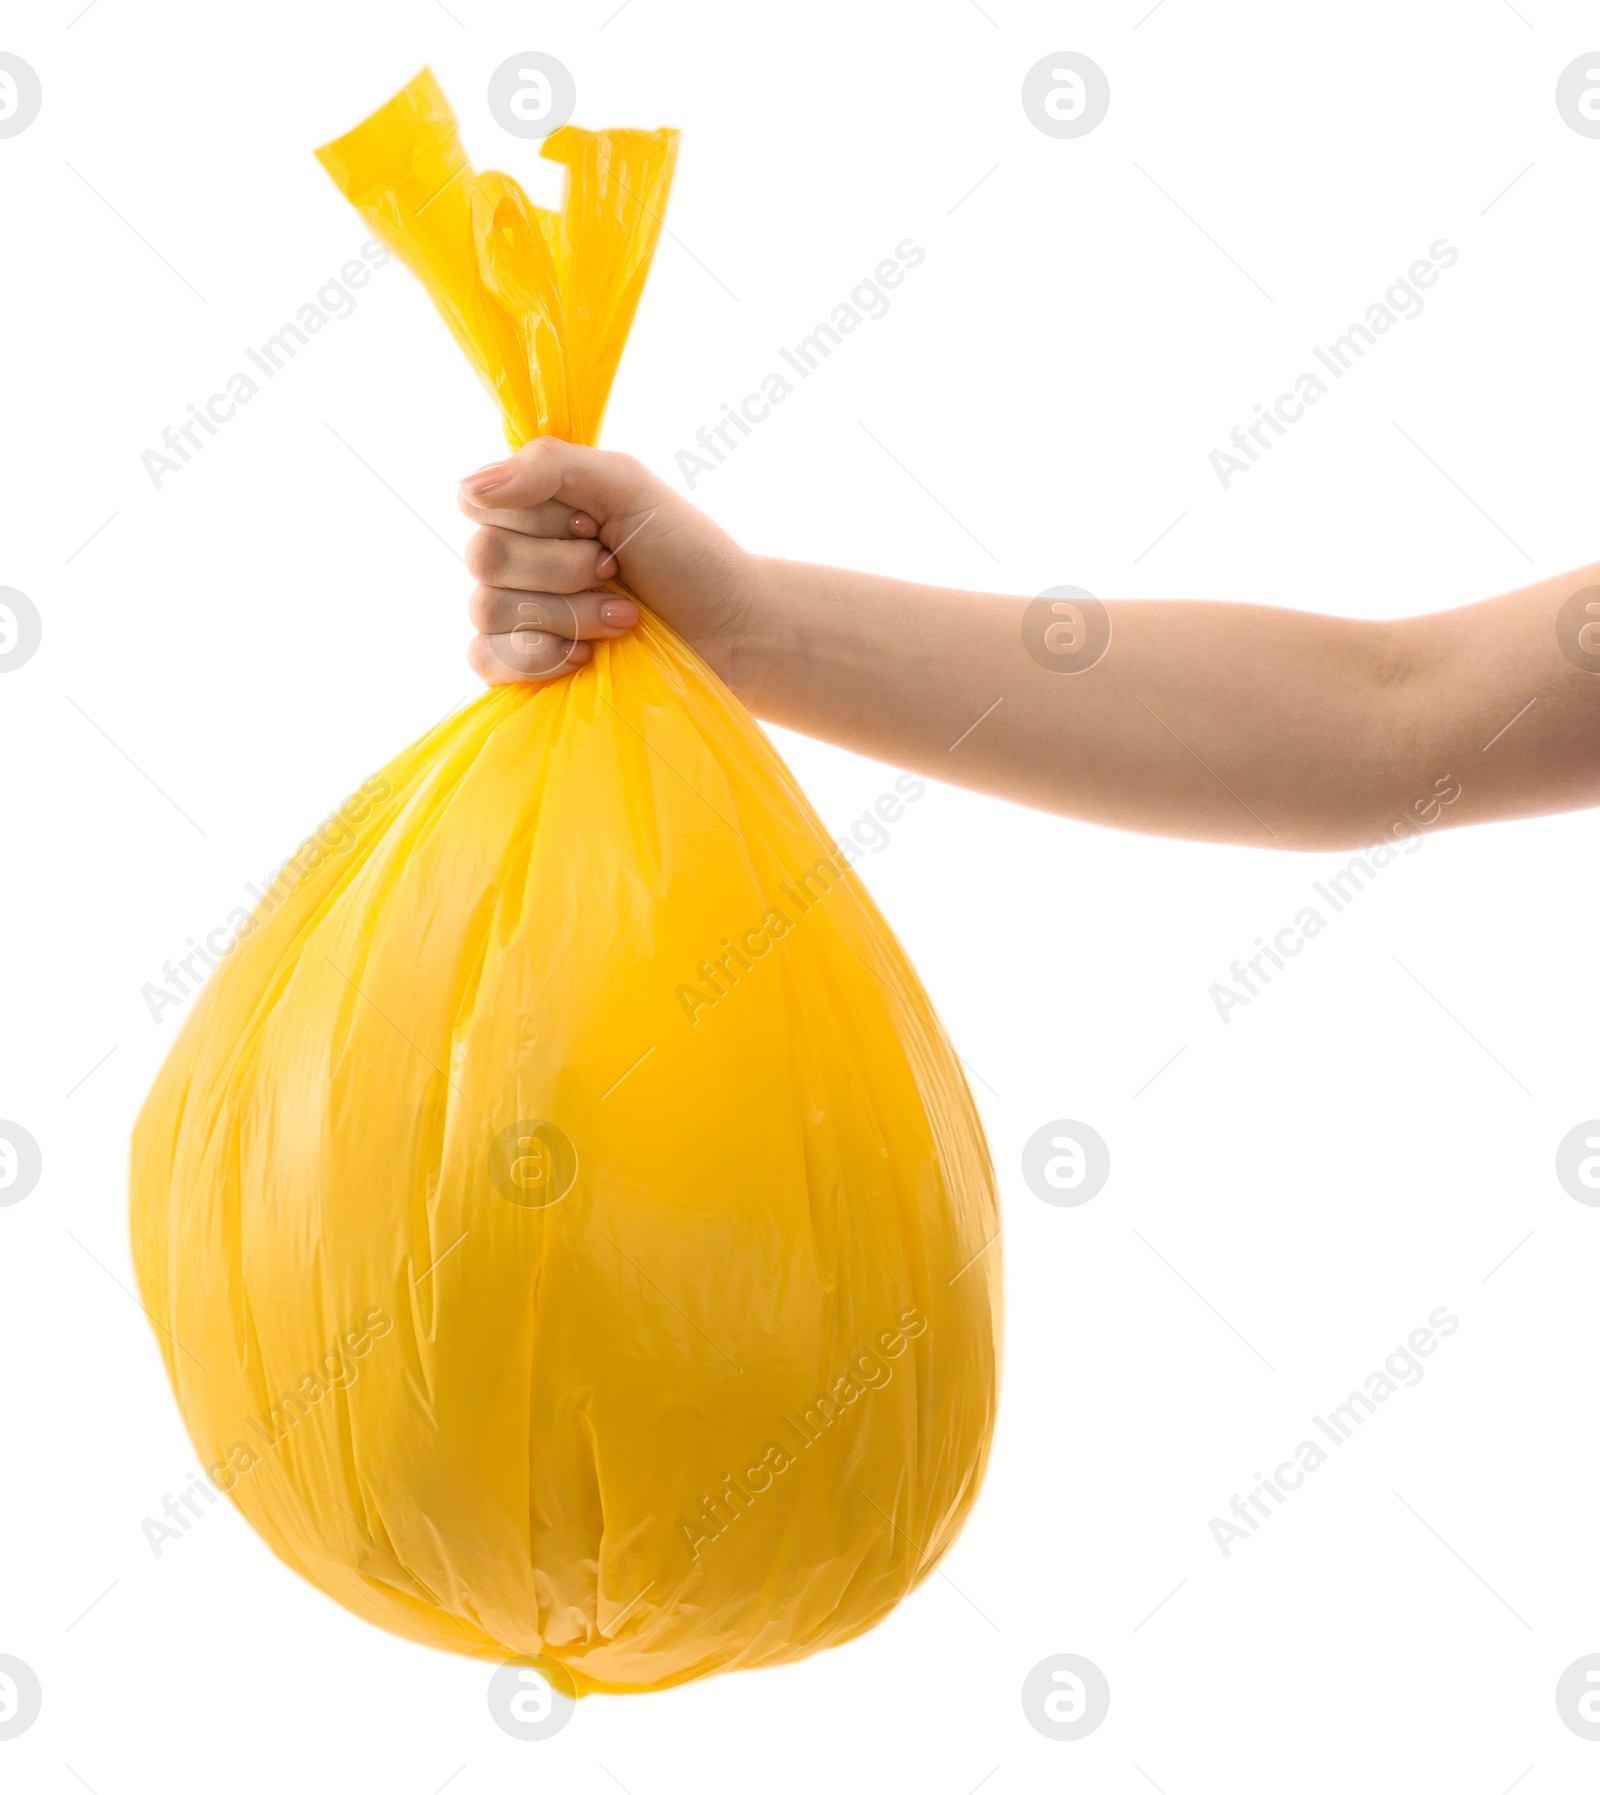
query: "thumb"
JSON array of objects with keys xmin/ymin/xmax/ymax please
[{"xmin": 458, "ymin": 437, "xmax": 646, "ymax": 523}]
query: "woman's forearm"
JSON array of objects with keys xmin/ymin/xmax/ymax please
[
  {"xmin": 740, "ymin": 556, "xmax": 1600, "ymax": 851},
  {"xmin": 457, "ymin": 442, "xmax": 1600, "ymax": 851}
]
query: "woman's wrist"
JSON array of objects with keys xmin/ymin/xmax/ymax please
[{"xmin": 713, "ymin": 553, "xmax": 795, "ymax": 716}]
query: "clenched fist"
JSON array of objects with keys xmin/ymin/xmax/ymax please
[{"xmin": 458, "ymin": 438, "xmax": 759, "ymax": 694}]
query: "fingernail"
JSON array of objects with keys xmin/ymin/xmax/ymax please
[
  {"xmin": 461, "ymin": 460, "xmax": 515, "ymax": 494},
  {"xmin": 596, "ymin": 553, "xmax": 618, "ymax": 577},
  {"xmin": 600, "ymin": 600, "xmax": 637, "ymax": 626}
]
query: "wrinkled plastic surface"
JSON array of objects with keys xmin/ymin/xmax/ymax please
[{"xmin": 130, "ymin": 69, "xmax": 1001, "ymax": 1695}]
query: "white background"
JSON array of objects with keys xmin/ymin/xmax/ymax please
[{"xmin": 2, "ymin": 1, "xmax": 1598, "ymax": 1789}]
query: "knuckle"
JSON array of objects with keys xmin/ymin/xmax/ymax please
[
  {"xmin": 557, "ymin": 548, "xmax": 595, "ymax": 594},
  {"xmin": 517, "ymin": 437, "xmax": 562, "ymax": 488},
  {"xmin": 466, "ymin": 634, "xmax": 496, "ymax": 682},
  {"xmin": 464, "ymin": 531, "xmax": 503, "ymax": 583}
]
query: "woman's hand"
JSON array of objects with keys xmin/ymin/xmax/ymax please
[{"xmin": 458, "ymin": 438, "xmax": 760, "ymax": 695}]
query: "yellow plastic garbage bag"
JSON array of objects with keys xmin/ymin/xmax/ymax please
[{"xmin": 129, "ymin": 69, "xmax": 1001, "ymax": 1695}]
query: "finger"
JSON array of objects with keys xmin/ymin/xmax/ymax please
[
  {"xmin": 456, "ymin": 491, "xmax": 592, "ymax": 537},
  {"xmin": 457, "ymin": 437, "xmax": 645, "ymax": 524},
  {"xmin": 468, "ymin": 629, "xmax": 594, "ymax": 686},
  {"xmin": 464, "ymin": 526, "xmax": 611, "ymax": 595},
  {"xmin": 469, "ymin": 587, "xmax": 639, "ymax": 639}
]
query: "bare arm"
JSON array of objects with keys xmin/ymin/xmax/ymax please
[
  {"xmin": 457, "ymin": 441, "xmax": 1600, "ymax": 852},
  {"xmin": 735, "ymin": 561, "xmax": 1599, "ymax": 849}
]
